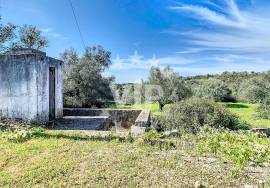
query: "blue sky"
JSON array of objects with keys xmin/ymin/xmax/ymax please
[{"xmin": 2, "ymin": 0, "xmax": 270, "ymax": 83}]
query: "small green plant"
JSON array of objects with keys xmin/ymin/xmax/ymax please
[
  {"xmin": 0, "ymin": 118, "xmax": 44, "ymax": 143},
  {"xmin": 144, "ymin": 130, "xmax": 163, "ymax": 140},
  {"xmin": 0, "ymin": 128, "xmax": 44, "ymax": 143},
  {"xmin": 196, "ymin": 127, "xmax": 270, "ymax": 169}
]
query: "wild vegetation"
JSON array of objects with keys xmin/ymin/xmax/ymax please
[
  {"xmin": 1, "ymin": 21, "xmax": 270, "ymax": 187},
  {"xmin": 160, "ymin": 98, "xmax": 245, "ymax": 133},
  {"xmin": 0, "ymin": 125, "xmax": 270, "ymax": 187}
]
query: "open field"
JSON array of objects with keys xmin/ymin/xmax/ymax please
[
  {"xmin": 0, "ymin": 130, "xmax": 270, "ymax": 187},
  {"xmin": 224, "ymin": 103, "xmax": 270, "ymax": 128},
  {"xmin": 117, "ymin": 102, "xmax": 270, "ymax": 128}
]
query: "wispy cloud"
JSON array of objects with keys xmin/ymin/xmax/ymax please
[
  {"xmin": 170, "ymin": 0, "xmax": 270, "ymax": 55},
  {"xmin": 171, "ymin": 4, "xmax": 246, "ymax": 28},
  {"xmin": 41, "ymin": 27, "xmax": 68, "ymax": 40},
  {"xmin": 111, "ymin": 1, "xmax": 270, "ymax": 82}
]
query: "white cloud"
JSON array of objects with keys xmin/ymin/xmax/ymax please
[
  {"xmin": 171, "ymin": 4, "xmax": 246, "ymax": 28},
  {"xmin": 41, "ymin": 27, "xmax": 68, "ymax": 40},
  {"xmin": 111, "ymin": 1, "xmax": 270, "ymax": 82},
  {"xmin": 170, "ymin": 0, "xmax": 270, "ymax": 54}
]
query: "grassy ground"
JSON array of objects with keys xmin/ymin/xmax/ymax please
[
  {"xmin": 0, "ymin": 130, "xmax": 269, "ymax": 187},
  {"xmin": 224, "ymin": 103, "xmax": 270, "ymax": 128},
  {"xmin": 117, "ymin": 102, "xmax": 270, "ymax": 128},
  {"xmin": 1, "ymin": 102, "xmax": 269, "ymax": 187},
  {"xmin": 115, "ymin": 103, "xmax": 167, "ymax": 116}
]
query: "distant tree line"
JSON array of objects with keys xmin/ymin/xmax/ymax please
[
  {"xmin": 186, "ymin": 71, "xmax": 270, "ymax": 104},
  {"xmin": 112, "ymin": 66, "xmax": 192, "ymax": 110},
  {"xmin": 114, "ymin": 68, "xmax": 270, "ymax": 114}
]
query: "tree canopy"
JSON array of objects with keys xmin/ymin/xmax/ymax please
[
  {"xmin": 0, "ymin": 17, "xmax": 16, "ymax": 52},
  {"xmin": 194, "ymin": 78, "xmax": 232, "ymax": 102},
  {"xmin": 0, "ymin": 22, "xmax": 48, "ymax": 52},
  {"xmin": 147, "ymin": 66, "xmax": 191, "ymax": 110},
  {"xmin": 61, "ymin": 46, "xmax": 115, "ymax": 107}
]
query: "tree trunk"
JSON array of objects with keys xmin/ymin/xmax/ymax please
[{"xmin": 159, "ymin": 103, "xmax": 165, "ymax": 111}]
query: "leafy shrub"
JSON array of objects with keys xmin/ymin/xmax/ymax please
[
  {"xmin": 256, "ymin": 104, "xmax": 270, "ymax": 119},
  {"xmin": 161, "ymin": 98, "xmax": 245, "ymax": 133},
  {"xmin": 238, "ymin": 74, "xmax": 270, "ymax": 104},
  {"xmin": 197, "ymin": 127, "xmax": 270, "ymax": 169},
  {"xmin": 194, "ymin": 78, "xmax": 233, "ymax": 102}
]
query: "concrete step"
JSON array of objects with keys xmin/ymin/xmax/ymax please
[
  {"xmin": 64, "ymin": 108, "xmax": 111, "ymax": 116},
  {"xmin": 52, "ymin": 116, "xmax": 111, "ymax": 131}
]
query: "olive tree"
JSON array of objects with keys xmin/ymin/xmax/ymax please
[
  {"xmin": 0, "ymin": 17, "xmax": 16, "ymax": 52},
  {"xmin": 147, "ymin": 66, "xmax": 191, "ymax": 110},
  {"xmin": 238, "ymin": 73, "xmax": 270, "ymax": 104},
  {"xmin": 194, "ymin": 78, "xmax": 232, "ymax": 102},
  {"xmin": 239, "ymin": 73, "xmax": 270, "ymax": 119},
  {"xmin": 15, "ymin": 25, "xmax": 48, "ymax": 50},
  {"xmin": 61, "ymin": 46, "xmax": 115, "ymax": 107}
]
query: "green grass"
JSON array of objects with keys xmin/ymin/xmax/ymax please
[
  {"xmin": 224, "ymin": 102, "xmax": 270, "ymax": 128},
  {"xmin": 116, "ymin": 102, "xmax": 270, "ymax": 128},
  {"xmin": 1, "ymin": 102, "xmax": 269, "ymax": 186},
  {"xmin": 115, "ymin": 103, "xmax": 165, "ymax": 116},
  {"xmin": 0, "ymin": 130, "xmax": 270, "ymax": 187}
]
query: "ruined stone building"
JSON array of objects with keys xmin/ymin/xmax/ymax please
[{"xmin": 0, "ymin": 49, "xmax": 63, "ymax": 123}]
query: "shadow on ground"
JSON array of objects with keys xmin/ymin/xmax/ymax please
[
  {"xmin": 34, "ymin": 131, "xmax": 128, "ymax": 142},
  {"xmin": 225, "ymin": 103, "xmax": 249, "ymax": 109}
]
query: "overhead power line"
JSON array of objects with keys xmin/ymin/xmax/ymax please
[
  {"xmin": 0, "ymin": 0, "xmax": 2, "ymax": 21},
  {"xmin": 68, "ymin": 0, "xmax": 86, "ymax": 49}
]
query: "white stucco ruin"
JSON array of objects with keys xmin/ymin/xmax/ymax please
[{"xmin": 0, "ymin": 49, "xmax": 63, "ymax": 123}]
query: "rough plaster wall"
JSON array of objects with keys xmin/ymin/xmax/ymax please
[
  {"xmin": 54, "ymin": 58, "xmax": 64, "ymax": 118},
  {"xmin": 36, "ymin": 57, "xmax": 49, "ymax": 122},
  {"xmin": 0, "ymin": 53, "xmax": 64, "ymax": 123},
  {"xmin": 0, "ymin": 55, "xmax": 38, "ymax": 120},
  {"xmin": 35, "ymin": 56, "xmax": 64, "ymax": 122}
]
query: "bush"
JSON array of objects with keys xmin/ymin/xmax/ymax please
[
  {"xmin": 238, "ymin": 74, "xmax": 270, "ymax": 104},
  {"xmin": 257, "ymin": 104, "xmax": 270, "ymax": 119},
  {"xmin": 194, "ymin": 78, "xmax": 233, "ymax": 102},
  {"xmin": 161, "ymin": 98, "xmax": 245, "ymax": 133}
]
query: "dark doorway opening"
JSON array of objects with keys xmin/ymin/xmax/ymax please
[{"xmin": 49, "ymin": 67, "xmax": 56, "ymax": 120}]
